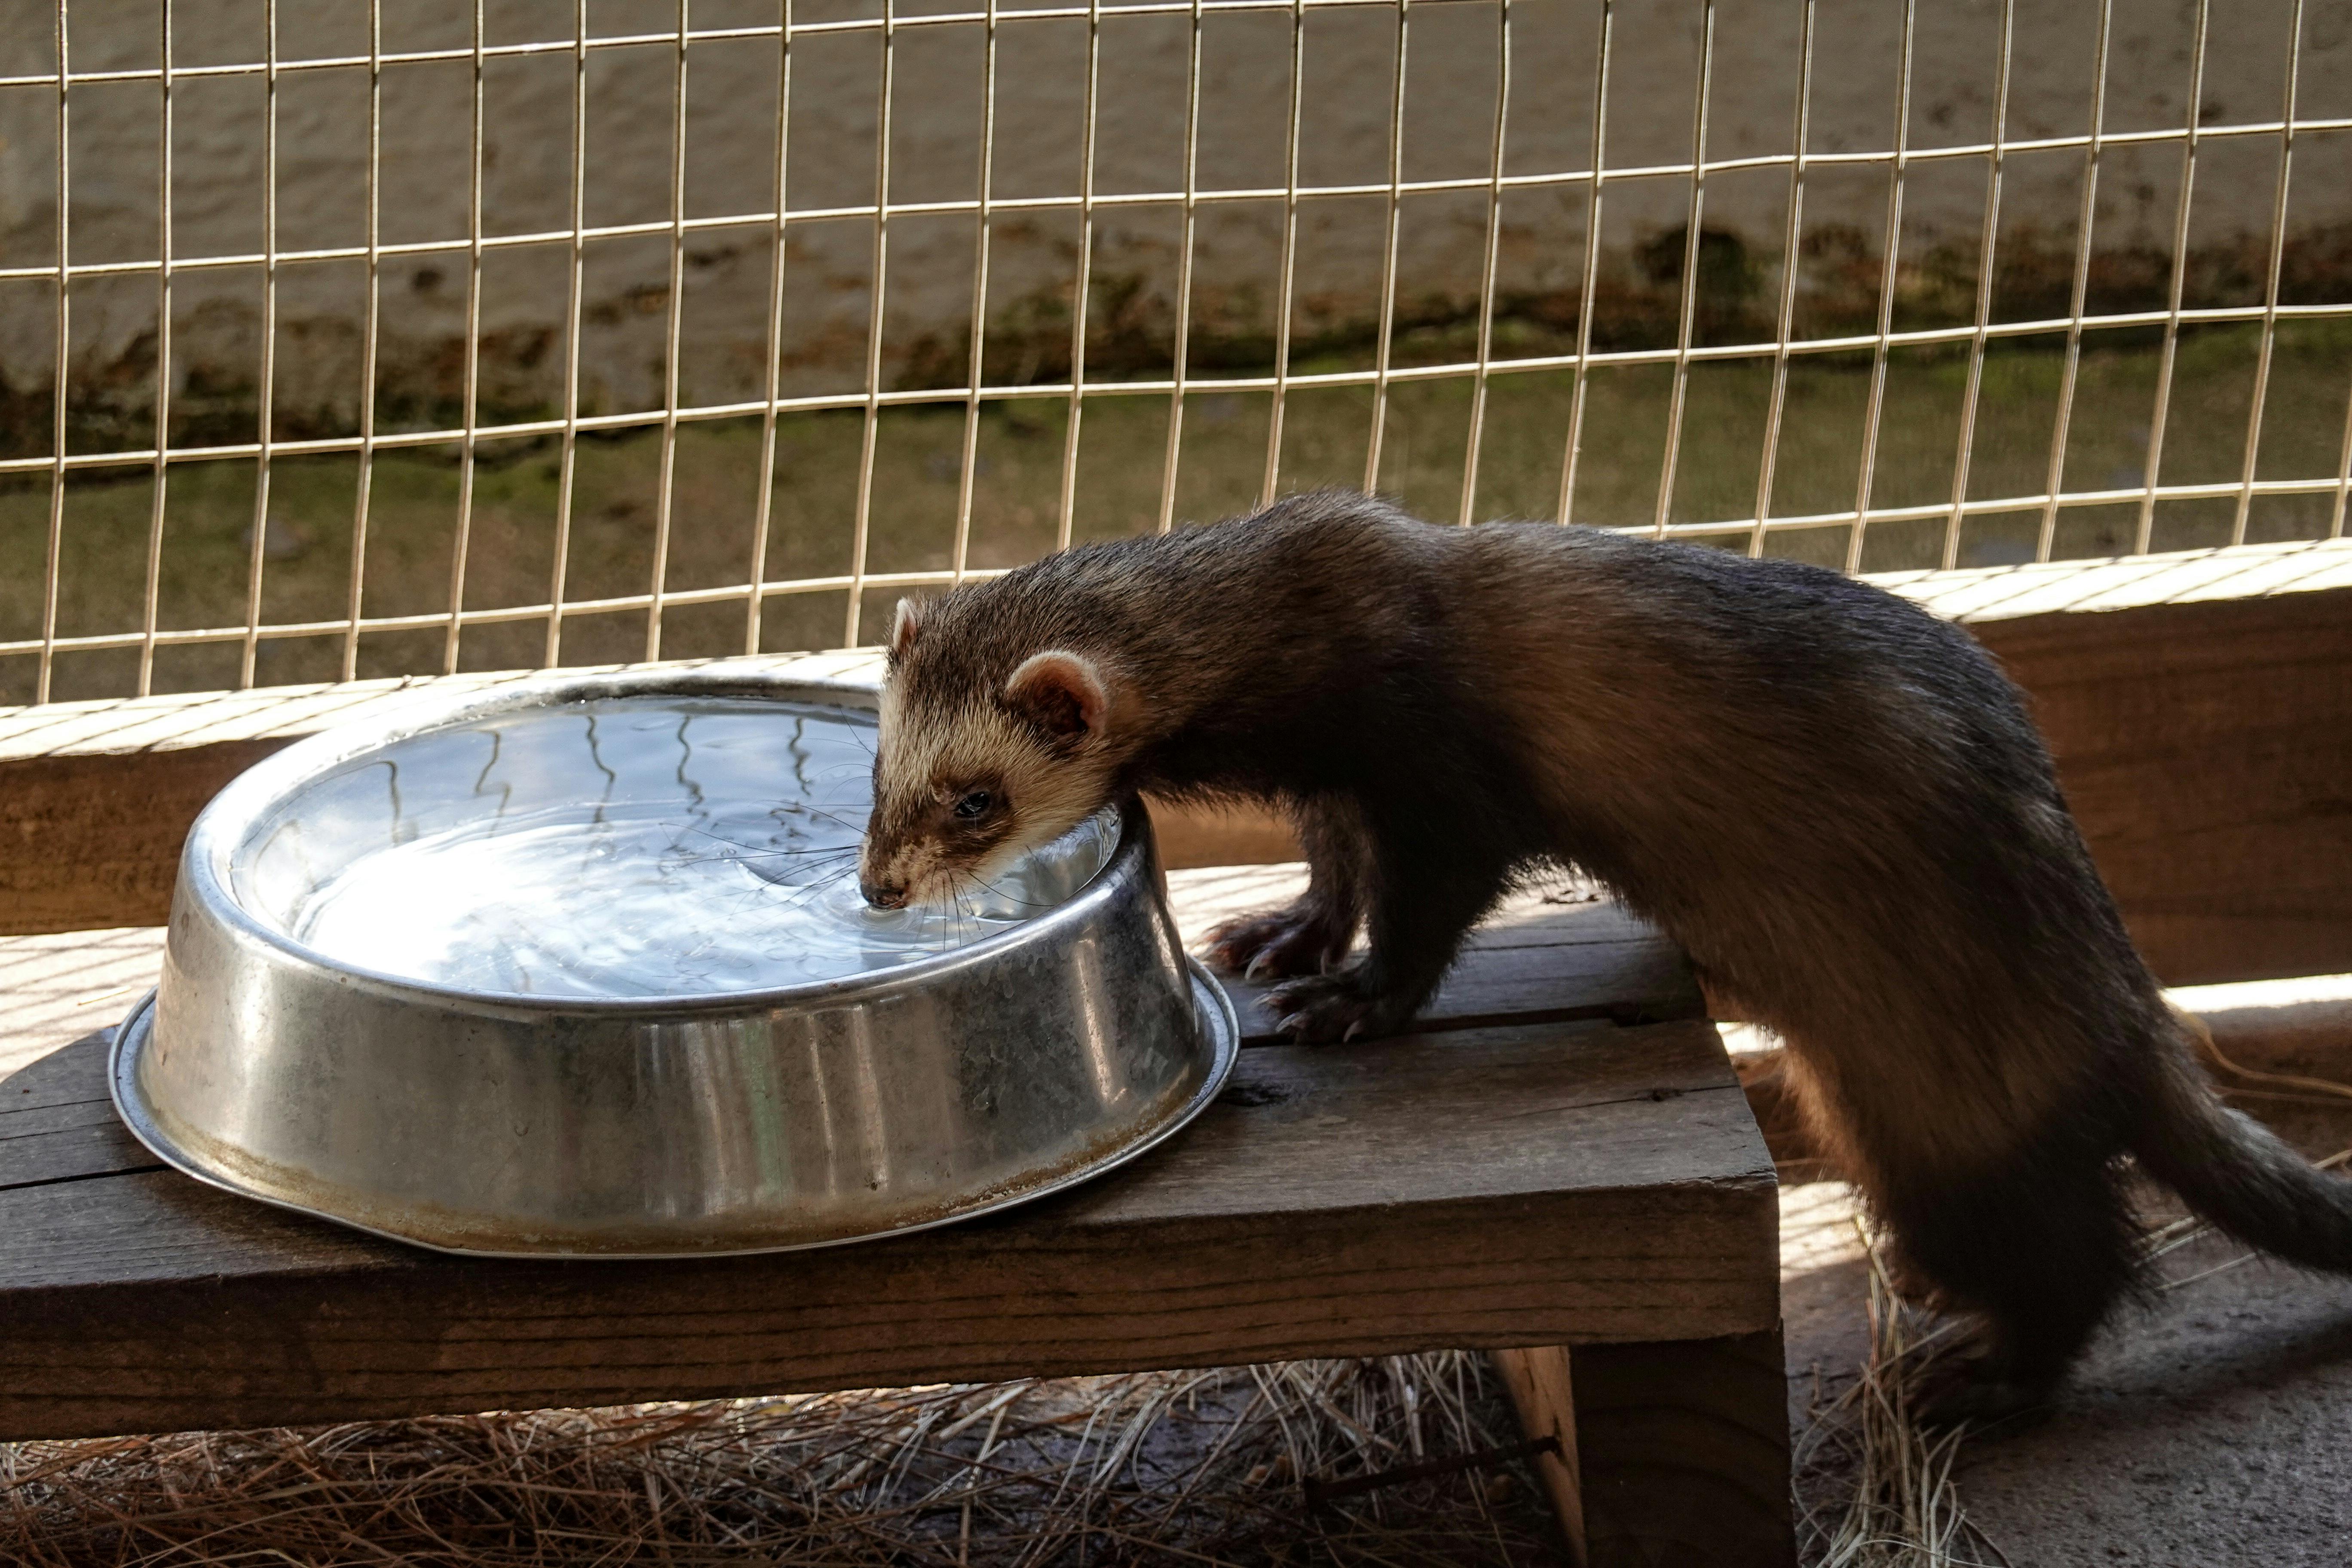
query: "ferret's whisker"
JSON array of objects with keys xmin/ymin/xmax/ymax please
[
  {"xmin": 688, "ymin": 844, "xmax": 864, "ymax": 862},
  {"xmin": 698, "ymin": 846, "xmax": 863, "ymax": 864},
  {"xmin": 793, "ymin": 805, "xmax": 871, "ymax": 835},
  {"xmin": 665, "ymin": 821, "xmax": 863, "ymax": 856},
  {"xmin": 961, "ymin": 881, "xmax": 982, "ymax": 948},
  {"xmin": 959, "ymin": 867, "xmax": 1057, "ymax": 910},
  {"xmin": 954, "ymin": 884, "xmax": 979, "ymax": 954},
  {"xmin": 707, "ymin": 851, "xmax": 863, "ymax": 901},
  {"xmin": 670, "ymin": 839, "xmax": 861, "ymax": 870},
  {"xmin": 768, "ymin": 865, "xmax": 857, "ymax": 913}
]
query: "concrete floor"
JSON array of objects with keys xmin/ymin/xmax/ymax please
[{"xmin": 1780, "ymin": 980, "xmax": 2352, "ymax": 1567}]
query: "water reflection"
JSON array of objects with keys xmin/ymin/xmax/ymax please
[{"xmin": 229, "ymin": 697, "xmax": 1117, "ymax": 999}]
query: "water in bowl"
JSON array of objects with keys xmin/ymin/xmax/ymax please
[{"xmin": 231, "ymin": 697, "xmax": 1118, "ymax": 999}]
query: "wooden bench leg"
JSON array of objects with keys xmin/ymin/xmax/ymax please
[
  {"xmin": 1491, "ymin": 1345, "xmax": 1588, "ymax": 1565},
  {"xmin": 1494, "ymin": 1329, "xmax": 1793, "ymax": 1568}
]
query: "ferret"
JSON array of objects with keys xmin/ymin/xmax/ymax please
[{"xmin": 858, "ymin": 489, "xmax": 2352, "ymax": 1419}]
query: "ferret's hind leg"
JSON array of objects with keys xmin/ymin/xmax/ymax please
[
  {"xmin": 1265, "ymin": 817, "xmax": 1514, "ymax": 1043},
  {"xmin": 1872, "ymin": 1130, "xmax": 2143, "ymax": 1427},
  {"xmin": 1204, "ymin": 796, "xmax": 1369, "ymax": 980}
]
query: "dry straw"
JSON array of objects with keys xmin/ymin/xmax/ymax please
[
  {"xmin": 1793, "ymin": 1221, "xmax": 2010, "ymax": 1568},
  {"xmin": 1, "ymin": 1354, "xmax": 1557, "ymax": 1567}
]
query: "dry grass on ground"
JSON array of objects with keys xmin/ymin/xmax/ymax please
[
  {"xmin": 0, "ymin": 1231, "xmax": 1993, "ymax": 1568},
  {"xmin": 1, "ymin": 1355, "xmax": 1559, "ymax": 1568}
]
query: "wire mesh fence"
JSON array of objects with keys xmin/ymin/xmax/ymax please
[{"xmin": 2, "ymin": 0, "xmax": 2349, "ymax": 707}]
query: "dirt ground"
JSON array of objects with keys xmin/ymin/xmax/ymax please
[{"xmin": 1782, "ymin": 980, "xmax": 2352, "ymax": 1568}]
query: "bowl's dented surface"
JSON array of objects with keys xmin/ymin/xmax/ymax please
[{"xmin": 112, "ymin": 665, "xmax": 1236, "ymax": 1257}]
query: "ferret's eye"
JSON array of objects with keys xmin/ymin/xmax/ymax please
[{"xmin": 952, "ymin": 789, "xmax": 994, "ymax": 820}]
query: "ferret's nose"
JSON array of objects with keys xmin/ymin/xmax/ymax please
[{"xmin": 861, "ymin": 878, "xmax": 907, "ymax": 910}]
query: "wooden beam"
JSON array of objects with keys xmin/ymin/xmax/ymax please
[
  {"xmin": 0, "ymin": 655, "xmax": 874, "ymax": 938},
  {"xmin": 1568, "ymin": 1330, "xmax": 1796, "ymax": 1568},
  {"xmin": 0, "ymin": 742, "xmax": 288, "ymax": 937},
  {"xmin": 1495, "ymin": 1331, "xmax": 1797, "ymax": 1568},
  {"xmin": 1491, "ymin": 1344, "xmax": 1588, "ymax": 1566},
  {"xmin": 3, "ymin": 543, "xmax": 2346, "ymax": 983},
  {"xmin": 1967, "ymin": 586, "xmax": 2352, "ymax": 985},
  {"xmin": 1148, "ymin": 797, "xmax": 1301, "ymax": 869}
]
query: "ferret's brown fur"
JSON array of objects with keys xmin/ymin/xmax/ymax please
[{"xmin": 860, "ymin": 491, "xmax": 2352, "ymax": 1417}]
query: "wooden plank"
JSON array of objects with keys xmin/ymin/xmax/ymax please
[
  {"xmin": 0, "ymin": 876, "xmax": 1699, "ymax": 1095},
  {"xmin": 0, "ymin": 743, "xmax": 290, "ymax": 937},
  {"xmin": 0, "ymin": 1016, "xmax": 1776, "ymax": 1442},
  {"xmin": 0, "ymin": 1029, "xmax": 155, "ymax": 1191},
  {"xmin": 0, "ymin": 925, "xmax": 164, "ymax": 1080},
  {"xmin": 1167, "ymin": 863, "xmax": 1654, "ymax": 951},
  {"xmin": 1, "ymin": 1016, "xmax": 1756, "ymax": 1228},
  {"xmin": 1968, "ymin": 586, "xmax": 2352, "ymax": 985},
  {"xmin": 1876, "ymin": 535, "xmax": 2352, "ymax": 624},
  {"xmin": 0, "ymin": 876, "xmax": 1700, "ymax": 1186},
  {"xmin": 0, "ymin": 651, "xmax": 891, "ymax": 762},
  {"xmin": 5, "ymin": 542, "xmax": 2345, "ymax": 972},
  {"xmin": 1491, "ymin": 1344, "xmax": 1588, "ymax": 1566},
  {"xmin": 1167, "ymin": 864, "xmax": 1703, "ymax": 1038},
  {"xmin": 1219, "ymin": 938, "xmax": 1700, "ymax": 1040},
  {"xmin": 1149, "ymin": 799, "xmax": 1300, "ymax": 869},
  {"xmin": 1570, "ymin": 1330, "xmax": 1796, "ymax": 1568}
]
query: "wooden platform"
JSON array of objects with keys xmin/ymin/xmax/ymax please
[{"xmin": 0, "ymin": 865, "xmax": 1787, "ymax": 1567}]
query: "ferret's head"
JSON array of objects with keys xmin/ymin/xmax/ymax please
[{"xmin": 858, "ymin": 595, "xmax": 1128, "ymax": 910}]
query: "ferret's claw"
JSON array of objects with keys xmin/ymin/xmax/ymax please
[
  {"xmin": 1202, "ymin": 903, "xmax": 1346, "ymax": 983},
  {"xmin": 1262, "ymin": 971, "xmax": 1395, "ymax": 1045}
]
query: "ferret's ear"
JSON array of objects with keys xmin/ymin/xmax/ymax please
[
  {"xmin": 888, "ymin": 597, "xmax": 923, "ymax": 662},
  {"xmin": 1004, "ymin": 650, "xmax": 1109, "ymax": 746}
]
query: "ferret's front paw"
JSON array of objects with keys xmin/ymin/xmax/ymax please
[
  {"xmin": 1264, "ymin": 971, "xmax": 1404, "ymax": 1044},
  {"xmin": 1204, "ymin": 904, "xmax": 1350, "ymax": 981}
]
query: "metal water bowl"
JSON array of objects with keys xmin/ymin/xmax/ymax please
[{"xmin": 110, "ymin": 665, "xmax": 1236, "ymax": 1257}]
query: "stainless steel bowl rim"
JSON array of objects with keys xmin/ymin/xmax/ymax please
[
  {"xmin": 182, "ymin": 664, "xmax": 1134, "ymax": 1016},
  {"xmin": 109, "ymin": 968, "xmax": 1242, "ymax": 1259}
]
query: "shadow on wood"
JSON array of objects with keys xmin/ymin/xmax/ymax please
[{"xmin": 1571, "ymin": 1330, "xmax": 1795, "ymax": 1568}]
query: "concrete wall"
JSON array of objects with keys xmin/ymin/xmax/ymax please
[{"xmin": 2, "ymin": 0, "xmax": 2346, "ymax": 438}]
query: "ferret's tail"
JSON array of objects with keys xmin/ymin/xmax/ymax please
[{"xmin": 2130, "ymin": 1013, "xmax": 2352, "ymax": 1272}]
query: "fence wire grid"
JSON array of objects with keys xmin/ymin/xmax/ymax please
[{"xmin": 3, "ymin": 0, "xmax": 2350, "ymax": 706}]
